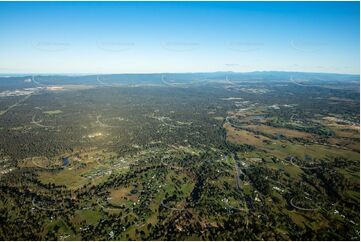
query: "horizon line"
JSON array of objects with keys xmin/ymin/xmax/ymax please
[{"xmin": 0, "ymin": 70, "xmax": 359, "ymax": 77}]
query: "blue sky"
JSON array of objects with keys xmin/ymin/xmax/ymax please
[{"xmin": 0, "ymin": 1, "xmax": 359, "ymax": 74}]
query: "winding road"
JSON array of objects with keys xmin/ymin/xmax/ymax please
[{"xmin": 290, "ymin": 197, "xmax": 321, "ymax": 211}]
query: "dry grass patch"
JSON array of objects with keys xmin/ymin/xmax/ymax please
[
  {"xmin": 38, "ymin": 162, "xmax": 107, "ymax": 189},
  {"xmin": 224, "ymin": 123, "xmax": 271, "ymax": 146},
  {"xmin": 322, "ymin": 117, "xmax": 359, "ymax": 139},
  {"xmin": 110, "ymin": 186, "xmax": 131, "ymax": 200},
  {"xmin": 246, "ymin": 124, "xmax": 314, "ymax": 139},
  {"xmin": 20, "ymin": 156, "xmax": 62, "ymax": 168}
]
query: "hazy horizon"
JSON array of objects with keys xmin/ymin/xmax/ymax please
[{"xmin": 0, "ymin": 70, "xmax": 360, "ymax": 77}]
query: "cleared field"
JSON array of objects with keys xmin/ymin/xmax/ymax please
[
  {"xmin": 265, "ymin": 142, "xmax": 359, "ymax": 161},
  {"xmin": 38, "ymin": 161, "xmax": 111, "ymax": 189},
  {"xmin": 224, "ymin": 123, "xmax": 271, "ymax": 146},
  {"xmin": 322, "ymin": 117, "xmax": 359, "ymax": 139},
  {"xmin": 74, "ymin": 210, "xmax": 101, "ymax": 225},
  {"xmin": 226, "ymin": 121, "xmax": 359, "ymax": 161},
  {"xmin": 245, "ymin": 124, "xmax": 314, "ymax": 139},
  {"xmin": 19, "ymin": 156, "xmax": 63, "ymax": 169},
  {"xmin": 43, "ymin": 110, "xmax": 63, "ymax": 115},
  {"xmin": 109, "ymin": 186, "xmax": 134, "ymax": 205},
  {"xmin": 327, "ymin": 137, "xmax": 360, "ymax": 151}
]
